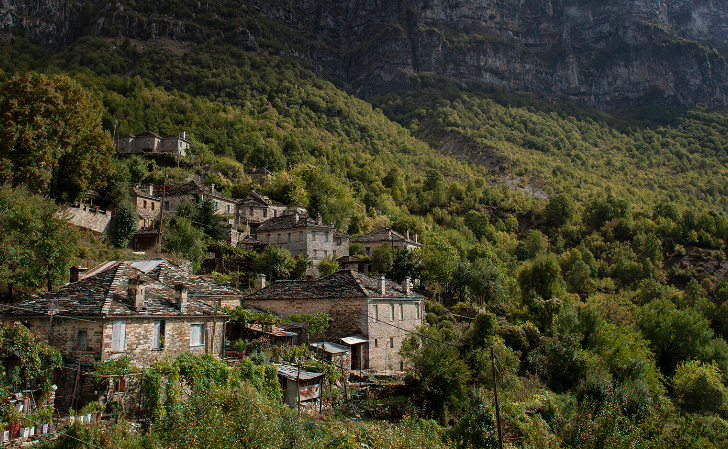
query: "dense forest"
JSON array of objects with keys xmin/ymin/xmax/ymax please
[{"xmin": 1, "ymin": 26, "xmax": 728, "ymax": 448}]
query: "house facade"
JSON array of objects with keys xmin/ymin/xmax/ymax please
[
  {"xmin": 243, "ymin": 270, "xmax": 424, "ymax": 371},
  {"xmin": 130, "ymin": 186, "xmax": 161, "ymax": 230},
  {"xmin": 115, "ymin": 131, "xmax": 190, "ymax": 157},
  {"xmin": 235, "ymin": 190, "xmax": 306, "ymax": 238},
  {"xmin": 256, "ymin": 213, "xmax": 349, "ymax": 275},
  {"xmin": 350, "ymin": 228, "xmax": 421, "ymax": 257},
  {"xmin": 160, "ymin": 181, "xmax": 236, "ymax": 222},
  {"xmin": 0, "ymin": 260, "xmax": 241, "ymax": 410}
]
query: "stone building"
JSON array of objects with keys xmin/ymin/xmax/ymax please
[
  {"xmin": 160, "ymin": 181, "xmax": 236, "ymax": 222},
  {"xmin": 115, "ymin": 131, "xmax": 190, "ymax": 157},
  {"xmin": 0, "ymin": 260, "xmax": 241, "ymax": 410},
  {"xmin": 256, "ymin": 212, "xmax": 349, "ymax": 275},
  {"xmin": 130, "ymin": 186, "xmax": 161, "ymax": 230},
  {"xmin": 235, "ymin": 190, "xmax": 306, "ymax": 239},
  {"xmin": 243, "ymin": 270, "xmax": 425, "ymax": 371},
  {"xmin": 350, "ymin": 227, "xmax": 421, "ymax": 257}
]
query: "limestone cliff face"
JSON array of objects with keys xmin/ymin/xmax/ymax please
[{"xmin": 3, "ymin": 0, "xmax": 728, "ymax": 109}]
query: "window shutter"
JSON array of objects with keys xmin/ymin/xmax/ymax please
[{"xmin": 112, "ymin": 320, "xmax": 126, "ymax": 351}]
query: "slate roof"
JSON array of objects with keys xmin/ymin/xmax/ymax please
[
  {"xmin": 257, "ymin": 212, "xmax": 328, "ymax": 232},
  {"xmin": 237, "ymin": 190, "xmax": 270, "ymax": 206},
  {"xmin": 1, "ymin": 262, "xmax": 223, "ymax": 318},
  {"xmin": 130, "ymin": 187, "xmax": 158, "ymax": 200},
  {"xmin": 351, "ymin": 228, "xmax": 421, "ymax": 246},
  {"xmin": 143, "ymin": 260, "xmax": 243, "ymax": 297},
  {"xmin": 163, "ymin": 181, "xmax": 234, "ymax": 203},
  {"xmin": 245, "ymin": 270, "xmax": 423, "ymax": 301}
]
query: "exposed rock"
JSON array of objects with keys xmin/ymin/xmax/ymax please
[{"xmin": 3, "ymin": 0, "xmax": 728, "ymax": 109}]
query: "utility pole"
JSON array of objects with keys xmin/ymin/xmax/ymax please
[
  {"xmin": 491, "ymin": 346, "xmax": 504, "ymax": 449},
  {"xmin": 211, "ymin": 299, "xmax": 219, "ymax": 356}
]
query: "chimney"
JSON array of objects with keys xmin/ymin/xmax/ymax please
[
  {"xmin": 402, "ymin": 276, "xmax": 411, "ymax": 296},
  {"xmin": 414, "ymin": 233, "xmax": 418, "ymax": 243},
  {"xmin": 294, "ymin": 212, "xmax": 299, "ymax": 224},
  {"xmin": 379, "ymin": 275, "xmax": 386, "ymax": 296},
  {"xmin": 70, "ymin": 266, "xmax": 88, "ymax": 283},
  {"xmin": 148, "ymin": 184, "xmax": 154, "ymax": 196},
  {"xmin": 175, "ymin": 284, "xmax": 188, "ymax": 313},
  {"xmin": 210, "ymin": 183, "xmax": 215, "ymax": 193},
  {"xmin": 405, "ymin": 230, "xmax": 410, "ymax": 240},
  {"xmin": 181, "ymin": 131, "xmax": 186, "ymax": 140},
  {"xmin": 317, "ymin": 214, "xmax": 322, "ymax": 225},
  {"xmin": 256, "ymin": 274, "xmax": 266, "ymax": 290},
  {"xmin": 128, "ymin": 277, "xmax": 146, "ymax": 311}
]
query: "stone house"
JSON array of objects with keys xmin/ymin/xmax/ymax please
[
  {"xmin": 0, "ymin": 260, "xmax": 241, "ymax": 410},
  {"xmin": 115, "ymin": 131, "xmax": 190, "ymax": 157},
  {"xmin": 245, "ymin": 167, "xmax": 274, "ymax": 183},
  {"xmin": 160, "ymin": 181, "xmax": 236, "ymax": 222},
  {"xmin": 243, "ymin": 270, "xmax": 425, "ymax": 372},
  {"xmin": 130, "ymin": 186, "xmax": 161, "ymax": 230},
  {"xmin": 256, "ymin": 212, "xmax": 349, "ymax": 276},
  {"xmin": 235, "ymin": 190, "xmax": 306, "ymax": 239},
  {"xmin": 350, "ymin": 228, "xmax": 421, "ymax": 257}
]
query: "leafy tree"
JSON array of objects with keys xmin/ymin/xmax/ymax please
[
  {"xmin": 0, "ymin": 72, "xmax": 114, "ymax": 200},
  {"xmin": 672, "ymin": 360, "xmax": 728, "ymax": 415},
  {"xmin": 0, "ymin": 322, "xmax": 62, "ymax": 396},
  {"xmin": 257, "ymin": 245, "xmax": 294, "ymax": 281},
  {"xmin": 162, "ymin": 217, "xmax": 207, "ymax": 268},
  {"xmin": 371, "ymin": 245, "xmax": 393, "ymax": 275},
  {"xmin": 421, "ymin": 234, "xmax": 459, "ymax": 293},
  {"xmin": 198, "ymin": 198, "xmax": 229, "ymax": 241},
  {"xmin": 400, "ymin": 323, "xmax": 471, "ymax": 421},
  {"xmin": 391, "ymin": 247, "xmax": 422, "ymax": 283},
  {"xmin": 545, "ymin": 192, "xmax": 577, "ymax": 227},
  {"xmin": 291, "ymin": 254, "xmax": 312, "ymax": 280},
  {"xmin": 107, "ymin": 200, "xmax": 140, "ymax": 248},
  {"xmin": 519, "ymin": 254, "xmax": 566, "ymax": 302},
  {"xmin": 0, "ymin": 185, "xmax": 79, "ymax": 292},
  {"xmin": 317, "ymin": 256, "xmax": 339, "ymax": 277}
]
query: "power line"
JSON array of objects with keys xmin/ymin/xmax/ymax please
[{"xmin": 56, "ymin": 429, "xmax": 106, "ymax": 449}]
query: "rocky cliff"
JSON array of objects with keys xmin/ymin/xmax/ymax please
[{"xmin": 3, "ymin": 0, "xmax": 728, "ymax": 109}]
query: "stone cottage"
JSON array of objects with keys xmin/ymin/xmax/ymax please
[
  {"xmin": 350, "ymin": 227, "xmax": 421, "ymax": 257},
  {"xmin": 243, "ymin": 270, "xmax": 425, "ymax": 371},
  {"xmin": 256, "ymin": 212, "xmax": 349, "ymax": 276},
  {"xmin": 115, "ymin": 131, "xmax": 190, "ymax": 157},
  {"xmin": 160, "ymin": 181, "xmax": 236, "ymax": 222},
  {"xmin": 235, "ymin": 190, "xmax": 306, "ymax": 239},
  {"xmin": 0, "ymin": 260, "xmax": 241, "ymax": 409}
]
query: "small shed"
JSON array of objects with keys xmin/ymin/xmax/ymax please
[
  {"xmin": 275, "ymin": 363, "xmax": 323, "ymax": 408},
  {"xmin": 340, "ymin": 335, "xmax": 368, "ymax": 370},
  {"xmin": 310, "ymin": 342, "xmax": 350, "ymax": 375}
]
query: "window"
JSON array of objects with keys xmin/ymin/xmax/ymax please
[
  {"xmin": 373, "ymin": 304, "xmax": 378, "ymax": 321},
  {"xmin": 214, "ymin": 201, "xmax": 219, "ymax": 211},
  {"xmin": 249, "ymin": 206, "xmax": 254, "ymax": 216},
  {"xmin": 398, "ymin": 303, "xmax": 404, "ymax": 321},
  {"xmin": 333, "ymin": 250, "xmax": 337, "ymax": 257},
  {"xmin": 164, "ymin": 201, "xmax": 170, "ymax": 211},
  {"xmin": 274, "ymin": 210, "xmax": 278, "ymax": 217},
  {"xmin": 190, "ymin": 324, "xmax": 205, "ymax": 347},
  {"xmin": 263, "ymin": 209, "xmax": 267, "ymax": 218},
  {"xmin": 390, "ymin": 304, "xmax": 395, "ymax": 320},
  {"xmin": 143, "ymin": 200, "xmax": 147, "ymax": 209},
  {"xmin": 324, "ymin": 231, "xmax": 329, "ymax": 242},
  {"xmin": 390, "ymin": 337, "xmax": 394, "ymax": 348},
  {"xmin": 277, "ymin": 233, "xmax": 281, "ymax": 243},
  {"xmin": 226, "ymin": 205, "xmax": 231, "ymax": 214},
  {"xmin": 299, "ymin": 231, "xmax": 303, "ymax": 242},
  {"xmin": 415, "ymin": 303, "xmax": 420, "ymax": 320},
  {"xmin": 365, "ymin": 247, "xmax": 371, "ymax": 255},
  {"xmin": 313, "ymin": 249, "xmax": 318, "ymax": 258},
  {"xmin": 311, "ymin": 231, "xmax": 316, "ymax": 241},
  {"xmin": 287, "ymin": 233, "xmax": 291, "ymax": 242},
  {"xmin": 323, "ymin": 250, "xmax": 328, "ymax": 258},
  {"xmin": 77, "ymin": 330, "xmax": 87, "ymax": 351},
  {"xmin": 151, "ymin": 202, "xmax": 155, "ymax": 211},
  {"xmin": 266, "ymin": 234, "xmax": 271, "ymax": 243},
  {"xmin": 374, "ymin": 338, "xmax": 379, "ymax": 347},
  {"xmin": 153, "ymin": 320, "xmax": 165, "ymax": 350},
  {"xmin": 112, "ymin": 320, "xmax": 126, "ymax": 351}
]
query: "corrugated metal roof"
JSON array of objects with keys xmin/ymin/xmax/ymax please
[
  {"xmin": 275, "ymin": 364, "xmax": 323, "ymax": 381},
  {"xmin": 340, "ymin": 335, "xmax": 368, "ymax": 345},
  {"xmin": 310, "ymin": 342, "xmax": 349, "ymax": 354},
  {"xmin": 246, "ymin": 323, "xmax": 297, "ymax": 337},
  {"xmin": 129, "ymin": 260, "xmax": 165, "ymax": 273}
]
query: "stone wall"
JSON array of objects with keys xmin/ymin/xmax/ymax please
[
  {"xmin": 132, "ymin": 195, "xmax": 160, "ymax": 228},
  {"xmin": 262, "ymin": 227, "xmax": 349, "ymax": 275},
  {"xmin": 100, "ymin": 317, "xmax": 226, "ymax": 366},
  {"xmin": 61, "ymin": 203, "xmax": 111, "ymax": 234},
  {"xmin": 242, "ymin": 297, "xmax": 368, "ymax": 344},
  {"xmin": 366, "ymin": 298, "xmax": 424, "ymax": 371}
]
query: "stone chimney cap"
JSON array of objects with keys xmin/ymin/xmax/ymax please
[{"xmin": 175, "ymin": 283, "xmax": 187, "ymax": 291}]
